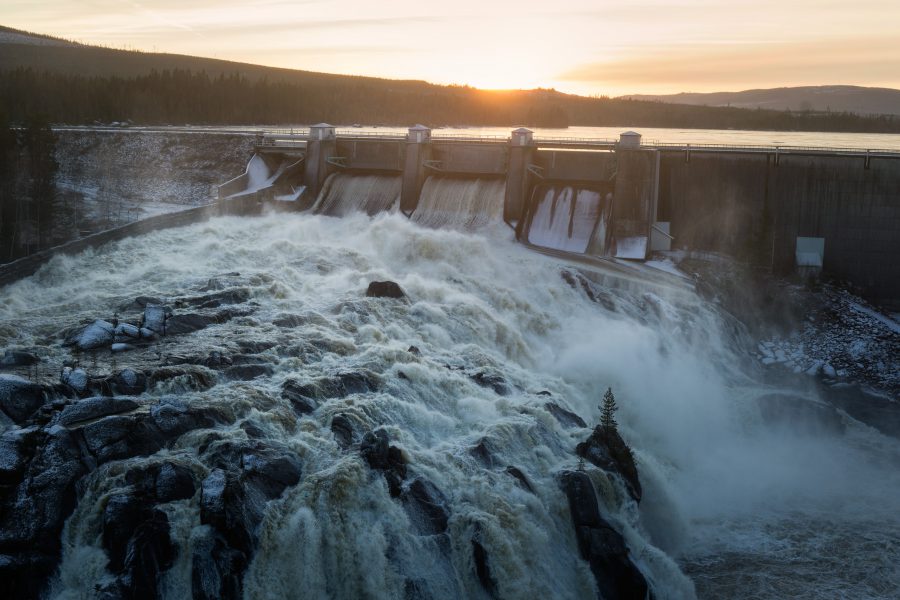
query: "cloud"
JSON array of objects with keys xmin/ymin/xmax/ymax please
[{"xmin": 560, "ymin": 37, "xmax": 900, "ymax": 91}]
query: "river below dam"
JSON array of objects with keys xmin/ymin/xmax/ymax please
[{"xmin": 1, "ymin": 212, "xmax": 899, "ymax": 599}]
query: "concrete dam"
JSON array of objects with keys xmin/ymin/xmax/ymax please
[{"xmin": 220, "ymin": 124, "xmax": 900, "ymax": 308}]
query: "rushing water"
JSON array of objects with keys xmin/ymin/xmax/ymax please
[
  {"xmin": 1, "ymin": 209, "xmax": 899, "ymax": 599},
  {"xmin": 314, "ymin": 174, "xmax": 401, "ymax": 217},
  {"xmin": 527, "ymin": 186, "xmax": 609, "ymax": 254}
]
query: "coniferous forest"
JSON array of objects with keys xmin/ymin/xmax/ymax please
[{"xmin": 1, "ymin": 67, "xmax": 899, "ymax": 133}]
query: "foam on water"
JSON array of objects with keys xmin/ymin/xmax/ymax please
[
  {"xmin": 412, "ymin": 176, "xmax": 507, "ymax": 232},
  {"xmin": 2, "ymin": 213, "xmax": 898, "ymax": 599},
  {"xmin": 527, "ymin": 186, "xmax": 608, "ymax": 254}
]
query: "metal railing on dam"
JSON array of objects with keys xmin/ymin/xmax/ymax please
[{"xmin": 253, "ymin": 128, "xmax": 900, "ymax": 158}]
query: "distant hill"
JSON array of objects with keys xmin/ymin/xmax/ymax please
[
  {"xmin": 623, "ymin": 86, "xmax": 900, "ymax": 117},
  {"xmin": 1, "ymin": 26, "xmax": 899, "ymax": 133}
]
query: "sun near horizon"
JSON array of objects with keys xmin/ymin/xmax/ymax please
[{"xmin": 3, "ymin": 0, "xmax": 900, "ymax": 97}]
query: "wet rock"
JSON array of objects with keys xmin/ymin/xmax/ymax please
[
  {"xmin": 177, "ymin": 288, "xmax": 251, "ymax": 309},
  {"xmin": 558, "ymin": 470, "xmax": 648, "ymax": 600},
  {"xmin": 113, "ymin": 323, "xmax": 141, "ymax": 340},
  {"xmin": 81, "ymin": 415, "xmax": 161, "ymax": 464},
  {"xmin": 120, "ymin": 508, "xmax": 176, "ymax": 599},
  {"xmin": 192, "ymin": 528, "xmax": 245, "ymax": 600},
  {"xmin": 60, "ymin": 367, "xmax": 89, "ymax": 396},
  {"xmin": 112, "ymin": 368, "xmax": 147, "ymax": 396},
  {"xmin": 504, "ymin": 466, "xmax": 535, "ymax": 494},
  {"xmin": 331, "ymin": 414, "xmax": 355, "ymax": 448},
  {"xmin": 576, "ymin": 426, "xmax": 642, "ymax": 503},
  {"xmin": 146, "ymin": 365, "xmax": 216, "ymax": 392},
  {"xmin": 102, "ymin": 493, "xmax": 176, "ymax": 596},
  {"xmin": 545, "ymin": 402, "xmax": 587, "ymax": 429},
  {"xmin": 471, "ymin": 371, "xmax": 510, "ymax": 396},
  {"xmin": 156, "ymin": 462, "xmax": 196, "ymax": 502},
  {"xmin": 283, "ymin": 371, "xmax": 380, "ymax": 411},
  {"xmin": 240, "ymin": 448, "xmax": 302, "ymax": 500},
  {"xmin": 0, "ymin": 350, "xmax": 40, "ymax": 368},
  {"xmin": 472, "ymin": 527, "xmax": 498, "ymax": 598},
  {"xmin": 236, "ymin": 340, "xmax": 278, "ymax": 354},
  {"xmin": 407, "ymin": 345, "xmax": 421, "ymax": 356},
  {"xmin": 67, "ymin": 320, "xmax": 115, "ymax": 350},
  {"xmin": 240, "ymin": 420, "xmax": 266, "ymax": 439},
  {"xmin": 366, "ymin": 280, "xmax": 406, "ymax": 299},
  {"xmin": 141, "ymin": 304, "xmax": 171, "ymax": 334},
  {"xmin": 281, "ymin": 379, "xmax": 318, "ymax": 415},
  {"xmin": 0, "ymin": 375, "xmax": 46, "ymax": 424},
  {"xmin": 0, "ymin": 425, "xmax": 87, "ymax": 591},
  {"xmin": 119, "ymin": 296, "xmax": 165, "ymax": 312},
  {"xmin": 224, "ymin": 364, "xmax": 274, "ymax": 381},
  {"xmin": 0, "ymin": 427, "xmax": 40, "ymax": 484},
  {"xmin": 280, "ymin": 380, "xmax": 317, "ymax": 415},
  {"xmin": 111, "ymin": 343, "xmax": 136, "ymax": 353},
  {"xmin": 470, "ymin": 438, "xmax": 496, "ymax": 468},
  {"xmin": 125, "ymin": 461, "xmax": 196, "ymax": 504},
  {"xmin": 57, "ymin": 397, "xmax": 140, "ymax": 427},
  {"xmin": 360, "ymin": 429, "xmax": 406, "ymax": 497},
  {"xmin": 164, "ymin": 313, "xmax": 217, "ymax": 335},
  {"xmin": 401, "ymin": 478, "xmax": 450, "ymax": 536},
  {"xmin": 757, "ymin": 393, "xmax": 846, "ymax": 435},
  {"xmin": 272, "ymin": 313, "xmax": 305, "ymax": 328},
  {"xmin": 199, "ymin": 273, "xmax": 242, "ymax": 291}
]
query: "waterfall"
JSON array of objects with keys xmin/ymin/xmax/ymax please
[
  {"xmin": 313, "ymin": 174, "xmax": 401, "ymax": 217},
  {"xmin": 412, "ymin": 176, "xmax": 507, "ymax": 232},
  {"xmin": 1, "ymin": 213, "xmax": 897, "ymax": 600},
  {"xmin": 526, "ymin": 185, "xmax": 610, "ymax": 254}
]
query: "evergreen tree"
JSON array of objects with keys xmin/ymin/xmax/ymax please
[
  {"xmin": 22, "ymin": 115, "xmax": 59, "ymax": 249},
  {"xmin": 599, "ymin": 387, "xmax": 618, "ymax": 432},
  {"xmin": 0, "ymin": 112, "xmax": 17, "ymax": 260}
]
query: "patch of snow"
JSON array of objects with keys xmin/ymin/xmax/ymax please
[{"xmin": 848, "ymin": 302, "xmax": 900, "ymax": 335}]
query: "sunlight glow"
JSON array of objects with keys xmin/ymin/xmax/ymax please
[{"xmin": 3, "ymin": 0, "xmax": 900, "ymax": 95}]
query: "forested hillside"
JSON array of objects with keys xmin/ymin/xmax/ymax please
[{"xmin": 1, "ymin": 26, "xmax": 899, "ymax": 132}]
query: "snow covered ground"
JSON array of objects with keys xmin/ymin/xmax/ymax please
[{"xmin": 753, "ymin": 285, "xmax": 899, "ymax": 395}]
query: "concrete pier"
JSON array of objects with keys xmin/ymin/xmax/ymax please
[
  {"xmin": 302, "ymin": 123, "xmax": 337, "ymax": 203},
  {"xmin": 401, "ymin": 125, "xmax": 431, "ymax": 215}
]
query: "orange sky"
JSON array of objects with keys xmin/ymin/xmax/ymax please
[{"xmin": 4, "ymin": 0, "xmax": 900, "ymax": 96}]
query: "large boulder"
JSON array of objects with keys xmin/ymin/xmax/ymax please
[
  {"xmin": 558, "ymin": 470, "xmax": 648, "ymax": 600},
  {"xmin": 68, "ymin": 320, "xmax": 115, "ymax": 350},
  {"xmin": 576, "ymin": 426, "xmax": 642, "ymax": 503},
  {"xmin": 0, "ymin": 350, "xmax": 40, "ymax": 368},
  {"xmin": 141, "ymin": 304, "xmax": 171, "ymax": 335},
  {"xmin": 366, "ymin": 281, "xmax": 406, "ymax": 299},
  {"xmin": 401, "ymin": 477, "xmax": 450, "ymax": 536},
  {"xmin": 0, "ymin": 375, "xmax": 46, "ymax": 424},
  {"xmin": 545, "ymin": 402, "xmax": 587, "ymax": 429},
  {"xmin": 360, "ymin": 430, "xmax": 406, "ymax": 497},
  {"xmin": 57, "ymin": 397, "xmax": 140, "ymax": 427}
]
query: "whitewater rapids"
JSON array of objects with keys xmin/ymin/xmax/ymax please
[{"xmin": 1, "ymin": 212, "xmax": 898, "ymax": 599}]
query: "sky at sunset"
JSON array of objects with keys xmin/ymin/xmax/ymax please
[{"xmin": 4, "ymin": 0, "xmax": 900, "ymax": 96}]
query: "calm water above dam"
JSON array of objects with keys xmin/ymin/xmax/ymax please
[{"xmin": 109, "ymin": 124, "xmax": 900, "ymax": 151}]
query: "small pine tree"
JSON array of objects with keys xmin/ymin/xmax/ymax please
[{"xmin": 599, "ymin": 387, "xmax": 618, "ymax": 432}]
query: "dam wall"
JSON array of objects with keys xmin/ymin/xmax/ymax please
[
  {"xmin": 222, "ymin": 125, "xmax": 900, "ymax": 307},
  {"xmin": 658, "ymin": 151, "xmax": 900, "ymax": 305}
]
